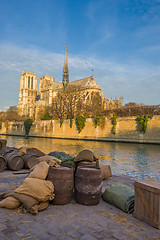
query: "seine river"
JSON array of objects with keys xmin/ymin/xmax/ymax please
[{"xmin": 1, "ymin": 135, "xmax": 160, "ymax": 181}]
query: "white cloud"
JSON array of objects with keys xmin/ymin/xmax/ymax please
[{"xmin": 90, "ymin": 32, "xmax": 113, "ymax": 50}]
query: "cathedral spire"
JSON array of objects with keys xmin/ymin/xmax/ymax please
[
  {"xmin": 63, "ymin": 44, "xmax": 69, "ymax": 87},
  {"xmin": 64, "ymin": 43, "xmax": 68, "ymax": 66}
]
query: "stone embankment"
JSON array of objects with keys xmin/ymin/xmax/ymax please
[
  {"xmin": 1, "ymin": 115, "xmax": 160, "ymax": 144},
  {"xmin": 0, "ymin": 171, "xmax": 159, "ymax": 240}
]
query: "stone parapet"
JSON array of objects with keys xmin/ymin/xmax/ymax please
[{"xmin": 1, "ymin": 115, "xmax": 160, "ymax": 144}]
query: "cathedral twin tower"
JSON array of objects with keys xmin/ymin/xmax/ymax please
[{"xmin": 18, "ymin": 44, "xmax": 70, "ymax": 118}]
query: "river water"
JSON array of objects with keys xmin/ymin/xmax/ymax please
[{"xmin": 1, "ymin": 135, "xmax": 160, "ymax": 181}]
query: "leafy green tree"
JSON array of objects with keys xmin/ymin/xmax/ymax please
[
  {"xmin": 41, "ymin": 112, "xmax": 52, "ymax": 120},
  {"xmin": 70, "ymin": 119, "xmax": 73, "ymax": 128},
  {"xmin": 112, "ymin": 116, "xmax": 117, "ymax": 135},
  {"xmin": 137, "ymin": 115, "xmax": 153, "ymax": 133},
  {"xmin": 60, "ymin": 119, "xmax": 64, "ymax": 127},
  {"xmin": 24, "ymin": 119, "xmax": 34, "ymax": 137},
  {"xmin": 94, "ymin": 116, "xmax": 101, "ymax": 128},
  {"xmin": 76, "ymin": 115, "xmax": 86, "ymax": 133}
]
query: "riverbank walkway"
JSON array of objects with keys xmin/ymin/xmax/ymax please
[{"xmin": 0, "ymin": 170, "xmax": 159, "ymax": 240}]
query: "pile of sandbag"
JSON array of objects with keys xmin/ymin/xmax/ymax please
[
  {"xmin": 37, "ymin": 155, "xmax": 61, "ymax": 167},
  {"xmin": 0, "ymin": 162, "xmax": 55, "ymax": 215},
  {"xmin": 74, "ymin": 149, "xmax": 98, "ymax": 164}
]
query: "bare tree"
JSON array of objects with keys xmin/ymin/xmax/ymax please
[
  {"xmin": 0, "ymin": 106, "xmax": 26, "ymax": 122},
  {"xmin": 83, "ymin": 92, "xmax": 105, "ymax": 117},
  {"xmin": 36, "ymin": 106, "xmax": 52, "ymax": 120},
  {"xmin": 51, "ymin": 86, "xmax": 84, "ymax": 119}
]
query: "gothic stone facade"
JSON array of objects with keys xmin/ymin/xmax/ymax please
[{"xmin": 17, "ymin": 45, "xmax": 118, "ymax": 119}]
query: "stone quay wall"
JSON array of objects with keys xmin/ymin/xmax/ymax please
[{"xmin": 0, "ymin": 115, "xmax": 160, "ymax": 144}]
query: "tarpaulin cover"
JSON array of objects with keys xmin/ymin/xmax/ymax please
[
  {"xmin": 49, "ymin": 151, "xmax": 75, "ymax": 168},
  {"xmin": 102, "ymin": 183, "xmax": 134, "ymax": 213}
]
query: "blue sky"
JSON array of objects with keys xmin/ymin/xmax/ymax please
[{"xmin": 0, "ymin": 0, "xmax": 160, "ymax": 110}]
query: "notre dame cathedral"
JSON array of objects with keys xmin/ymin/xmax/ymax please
[{"xmin": 17, "ymin": 45, "xmax": 120, "ymax": 119}]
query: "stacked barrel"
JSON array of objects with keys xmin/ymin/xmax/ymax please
[
  {"xmin": 3, "ymin": 149, "xmax": 24, "ymax": 171},
  {"xmin": 0, "ymin": 141, "xmax": 111, "ymax": 206},
  {"xmin": 46, "ymin": 150, "xmax": 103, "ymax": 206},
  {"xmin": 74, "ymin": 150, "xmax": 102, "ymax": 206},
  {"xmin": 0, "ymin": 139, "xmax": 39, "ymax": 172}
]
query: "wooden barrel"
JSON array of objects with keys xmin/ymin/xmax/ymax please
[
  {"xmin": 4, "ymin": 151, "xmax": 24, "ymax": 171},
  {"xmin": 76, "ymin": 161, "xmax": 97, "ymax": 168},
  {"xmin": 4, "ymin": 150, "xmax": 18, "ymax": 160},
  {"xmin": 47, "ymin": 166, "xmax": 74, "ymax": 205},
  {"xmin": 74, "ymin": 162, "xmax": 98, "ymax": 188},
  {"xmin": 75, "ymin": 167, "xmax": 102, "ymax": 206},
  {"xmin": 0, "ymin": 156, "xmax": 6, "ymax": 172},
  {"xmin": 0, "ymin": 147, "xmax": 15, "ymax": 157},
  {"xmin": 23, "ymin": 153, "xmax": 39, "ymax": 169}
]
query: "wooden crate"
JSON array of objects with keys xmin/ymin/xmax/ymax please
[{"xmin": 134, "ymin": 180, "xmax": 160, "ymax": 229}]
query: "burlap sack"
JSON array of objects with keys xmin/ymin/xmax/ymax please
[
  {"xmin": 37, "ymin": 155, "xmax": 61, "ymax": 167},
  {"xmin": 28, "ymin": 201, "xmax": 49, "ymax": 215},
  {"xmin": 26, "ymin": 148, "xmax": 45, "ymax": 156},
  {"xmin": 38, "ymin": 155, "xmax": 62, "ymax": 164},
  {"xmin": 0, "ymin": 196, "xmax": 21, "ymax": 209},
  {"xmin": 28, "ymin": 161, "xmax": 50, "ymax": 180},
  {"xmin": 14, "ymin": 178, "xmax": 55, "ymax": 202},
  {"xmin": 18, "ymin": 147, "xmax": 30, "ymax": 156},
  {"xmin": 0, "ymin": 193, "xmax": 6, "ymax": 199},
  {"xmin": 99, "ymin": 162, "xmax": 112, "ymax": 180},
  {"xmin": 4, "ymin": 191, "xmax": 48, "ymax": 214},
  {"xmin": 74, "ymin": 150, "xmax": 98, "ymax": 163},
  {"xmin": 5, "ymin": 192, "xmax": 39, "ymax": 210}
]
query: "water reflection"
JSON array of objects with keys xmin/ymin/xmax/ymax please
[
  {"xmin": 1, "ymin": 135, "xmax": 160, "ymax": 180},
  {"xmin": 134, "ymin": 149, "xmax": 149, "ymax": 179}
]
